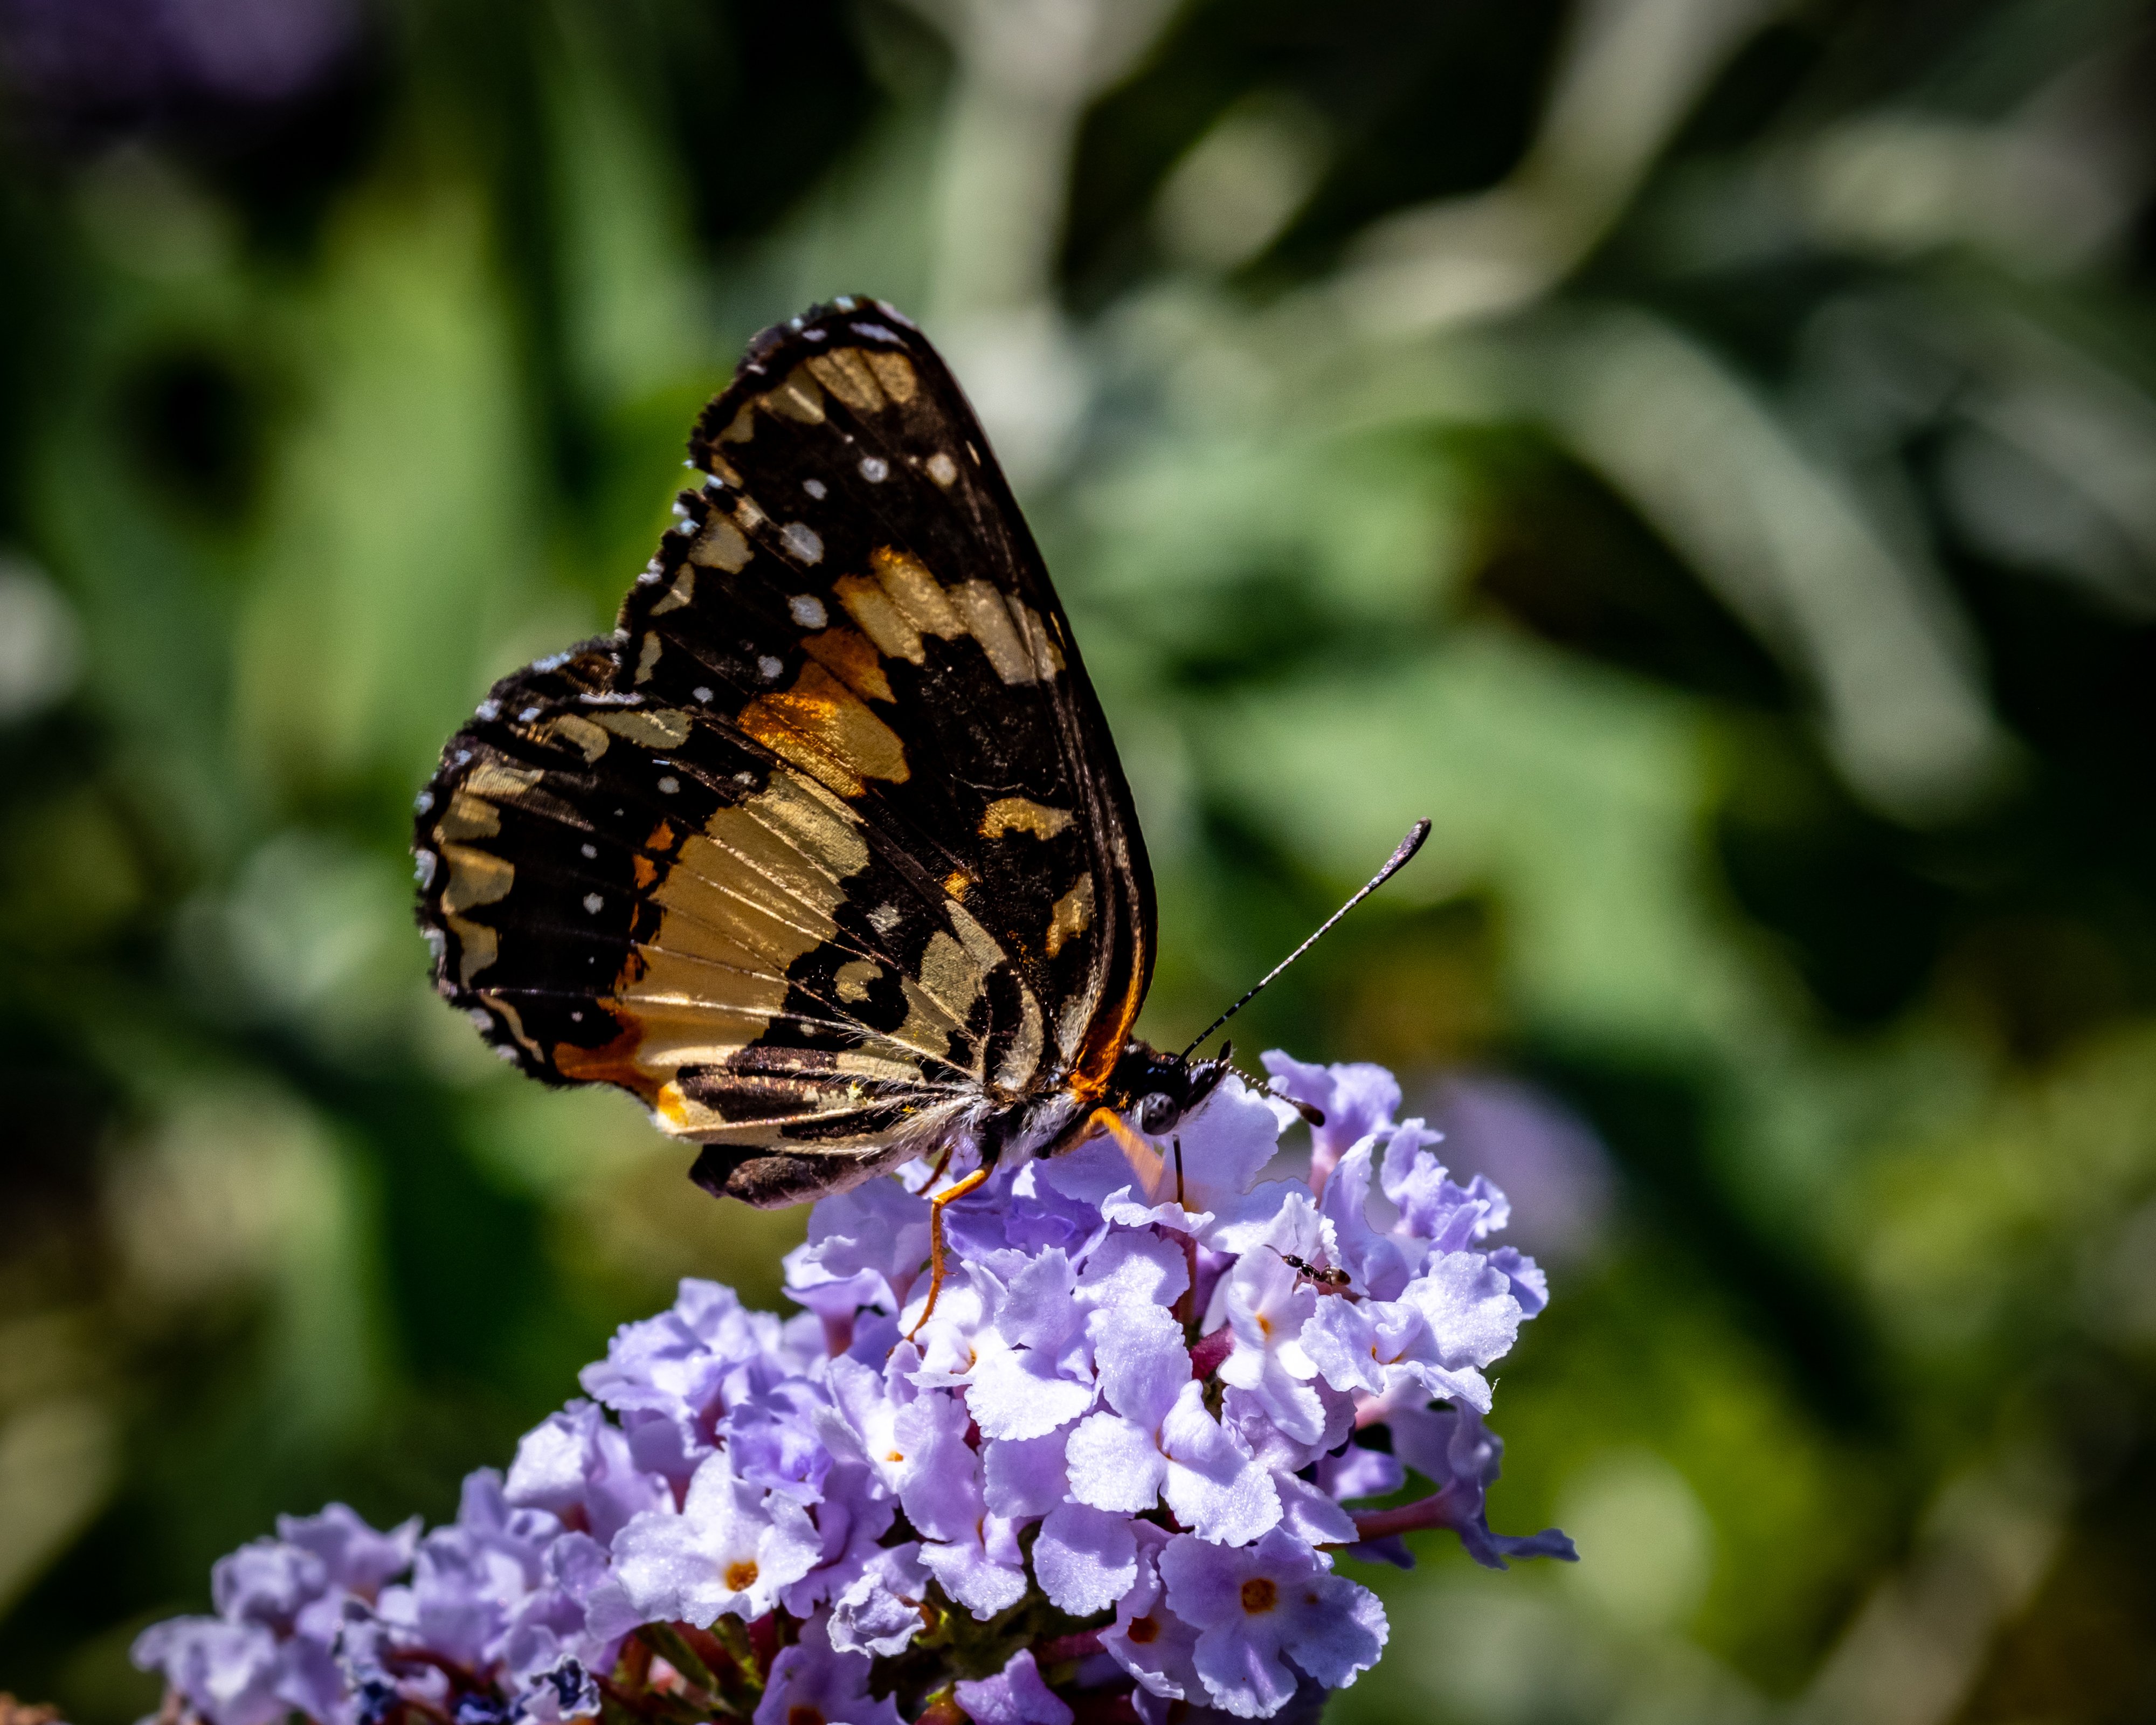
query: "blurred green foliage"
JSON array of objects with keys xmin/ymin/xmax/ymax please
[{"xmin": 3, "ymin": 0, "xmax": 2156, "ymax": 1719}]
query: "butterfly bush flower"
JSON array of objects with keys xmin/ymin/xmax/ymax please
[{"xmin": 137, "ymin": 1054, "xmax": 1573, "ymax": 1725}]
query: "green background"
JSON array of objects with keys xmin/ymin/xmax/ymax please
[{"xmin": 3, "ymin": 0, "xmax": 2155, "ymax": 1719}]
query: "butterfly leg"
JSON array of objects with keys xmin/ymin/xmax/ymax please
[
  {"xmin": 907, "ymin": 1165, "xmax": 990, "ymax": 1338},
  {"xmin": 1086, "ymin": 1106, "xmax": 1170, "ymax": 1198}
]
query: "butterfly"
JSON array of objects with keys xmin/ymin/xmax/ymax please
[{"xmin": 413, "ymin": 297, "xmax": 1421, "ymax": 1269}]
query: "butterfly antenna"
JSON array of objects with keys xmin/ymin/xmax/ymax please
[{"xmin": 1177, "ymin": 819, "xmax": 1432, "ymax": 1062}]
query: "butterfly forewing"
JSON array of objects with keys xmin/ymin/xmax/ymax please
[{"xmin": 414, "ymin": 299, "xmax": 1155, "ymax": 1203}]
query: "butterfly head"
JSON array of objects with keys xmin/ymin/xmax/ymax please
[{"xmin": 1107, "ymin": 1040, "xmax": 1233, "ymax": 1137}]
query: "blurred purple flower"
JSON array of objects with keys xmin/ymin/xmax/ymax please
[
  {"xmin": 130, "ymin": 1618, "xmax": 286, "ymax": 1725},
  {"xmin": 1422, "ymin": 1072, "xmax": 1616, "ymax": 1267},
  {"xmin": 275, "ymin": 1502, "xmax": 418, "ymax": 1596},
  {"xmin": 0, "ymin": 0, "xmax": 357, "ymax": 130}
]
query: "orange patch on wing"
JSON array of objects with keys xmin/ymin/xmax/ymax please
[
  {"xmin": 943, "ymin": 870, "xmax": 970, "ymax": 901},
  {"xmin": 1071, "ymin": 913, "xmax": 1148, "ymax": 1102},
  {"xmin": 980, "ymin": 797, "xmax": 1072, "ymax": 841},
  {"xmin": 550, "ymin": 1009, "xmax": 654, "ymax": 1099},
  {"xmin": 834, "ymin": 573, "xmax": 922, "ymax": 664},
  {"xmin": 1046, "ymin": 873, "xmax": 1093, "ymax": 958},
  {"xmin": 870, "ymin": 546, "xmax": 963, "ymax": 638},
  {"xmin": 803, "ymin": 625, "xmax": 895, "ymax": 702},
  {"xmin": 737, "ymin": 662, "xmax": 910, "ymax": 798}
]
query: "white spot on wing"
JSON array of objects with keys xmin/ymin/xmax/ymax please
[
  {"xmin": 868, "ymin": 903, "xmax": 900, "ymax": 934},
  {"xmin": 657, "ymin": 775, "xmax": 679, "ymax": 794},
  {"xmin": 789, "ymin": 593, "xmax": 828, "ymax": 629},
  {"xmin": 926, "ymin": 452, "xmax": 958, "ymax": 487},
  {"xmin": 859, "ymin": 456, "xmax": 888, "ymax": 482},
  {"xmin": 758, "ymin": 655, "xmax": 784, "ymax": 680},
  {"xmin": 804, "ymin": 478, "xmax": 827, "ymax": 499},
  {"xmin": 693, "ymin": 685, "xmax": 714, "ymax": 702},
  {"xmin": 780, "ymin": 522, "xmax": 824, "ymax": 563},
  {"xmin": 583, "ymin": 893, "xmax": 604, "ymax": 914},
  {"xmin": 581, "ymin": 843, "xmax": 597, "ymax": 858},
  {"xmin": 852, "ymin": 322, "xmax": 901, "ymax": 342}
]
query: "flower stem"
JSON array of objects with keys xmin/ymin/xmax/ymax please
[{"xmin": 1346, "ymin": 1487, "xmax": 1466, "ymax": 1542}]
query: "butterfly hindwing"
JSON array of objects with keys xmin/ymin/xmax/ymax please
[
  {"xmin": 414, "ymin": 650, "xmax": 1004, "ymax": 1195},
  {"xmin": 414, "ymin": 299, "xmax": 1156, "ymax": 1200}
]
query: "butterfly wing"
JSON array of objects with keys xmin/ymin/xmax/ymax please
[{"xmin": 413, "ymin": 299, "xmax": 1155, "ymax": 1203}]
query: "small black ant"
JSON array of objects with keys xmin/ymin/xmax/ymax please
[{"xmin": 1280, "ymin": 1253, "xmax": 1351, "ymax": 1291}]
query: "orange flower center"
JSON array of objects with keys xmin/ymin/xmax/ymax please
[
  {"xmin": 725, "ymin": 1560, "xmax": 761, "ymax": 1592},
  {"xmin": 1125, "ymin": 1615, "xmax": 1161, "ymax": 1645},
  {"xmin": 1240, "ymin": 1577, "xmax": 1279, "ymax": 1614}
]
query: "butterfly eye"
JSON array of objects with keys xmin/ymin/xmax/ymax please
[{"xmin": 1137, "ymin": 1092, "xmax": 1177, "ymax": 1134}]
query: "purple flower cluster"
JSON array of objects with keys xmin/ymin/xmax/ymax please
[{"xmin": 137, "ymin": 1054, "xmax": 1572, "ymax": 1725}]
